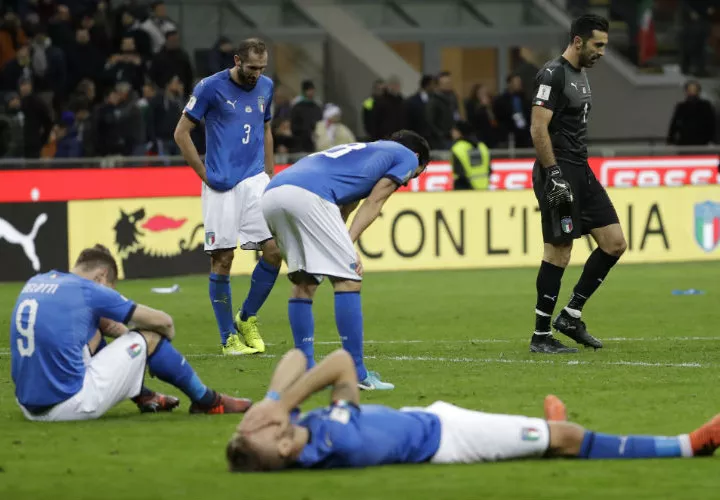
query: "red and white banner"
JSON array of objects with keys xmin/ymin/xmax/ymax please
[
  {"xmin": 405, "ymin": 155, "xmax": 720, "ymax": 192},
  {"xmin": 0, "ymin": 155, "xmax": 717, "ymax": 202}
]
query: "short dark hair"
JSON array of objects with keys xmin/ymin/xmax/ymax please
[
  {"xmin": 437, "ymin": 71, "xmax": 451, "ymax": 79},
  {"xmin": 506, "ymin": 73, "xmax": 520, "ymax": 84},
  {"xmin": 74, "ymin": 244, "xmax": 119, "ymax": 283},
  {"xmin": 226, "ymin": 437, "xmax": 255, "ymax": 472},
  {"xmin": 389, "ymin": 130, "xmax": 430, "ymax": 168},
  {"xmin": 570, "ymin": 14, "xmax": 609, "ymax": 43},
  {"xmin": 420, "ymin": 75, "xmax": 434, "ymax": 89},
  {"xmin": 237, "ymin": 37, "xmax": 267, "ymax": 61}
]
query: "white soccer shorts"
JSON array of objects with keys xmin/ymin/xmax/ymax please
[
  {"xmin": 402, "ymin": 401, "xmax": 550, "ymax": 463},
  {"xmin": 202, "ymin": 172, "xmax": 273, "ymax": 252},
  {"xmin": 261, "ymin": 185, "xmax": 361, "ymax": 282},
  {"xmin": 18, "ymin": 332, "xmax": 148, "ymax": 422}
]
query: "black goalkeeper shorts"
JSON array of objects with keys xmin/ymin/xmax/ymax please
[{"xmin": 532, "ymin": 161, "xmax": 619, "ymax": 245}]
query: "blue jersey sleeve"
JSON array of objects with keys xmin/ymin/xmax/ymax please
[
  {"xmin": 296, "ymin": 402, "xmax": 363, "ymax": 468},
  {"xmin": 184, "ymin": 78, "xmax": 212, "ymax": 123},
  {"xmin": 265, "ymin": 87, "xmax": 273, "ymax": 123},
  {"xmin": 84, "ymin": 282, "xmax": 136, "ymax": 324},
  {"xmin": 384, "ymin": 148, "xmax": 419, "ymax": 186}
]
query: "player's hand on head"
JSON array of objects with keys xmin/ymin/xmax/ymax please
[
  {"xmin": 544, "ymin": 165, "xmax": 574, "ymax": 207},
  {"xmin": 239, "ymin": 399, "xmax": 289, "ymax": 434}
]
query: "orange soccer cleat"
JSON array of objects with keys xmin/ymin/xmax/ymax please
[
  {"xmin": 189, "ymin": 393, "xmax": 253, "ymax": 415},
  {"xmin": 135, "ymin": 391, "xmax": 181, "ymax": 413},
  {"xmin": 544, "ymin": 394, "xmax": 568, "ymax": 422},
  {"xmin": 689, "ymin": 414, "xmax": 720, "ymax": 456}
]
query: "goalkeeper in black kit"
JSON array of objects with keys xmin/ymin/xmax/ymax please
[{"xmin": 528, "ymin": 14, "xmax": 627, "ymax": 354}]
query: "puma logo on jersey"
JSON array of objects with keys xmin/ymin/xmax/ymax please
[
  {"xmin": 545, "ymin": 68, "xmax": 554, "ymax": 75},
  {"xmin": 570, "ymin": 82, "xmax": 579, "ymax": 91},
  {"xmin": 226, "ymin": 99, "xmax": 238, "ymax": 109}
]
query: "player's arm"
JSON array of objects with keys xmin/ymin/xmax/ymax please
[
  {"xmin": 347, "ymin": 178, "xmax": 398, "ymax": 242},
  {"xmin": 175, "ymin": 80, "xmax": 211, "ymax": 184},
  {"xmin": 262, "ymin": 349, "xmax": 308, "ymax": 398},
  {"xmin": 174, "ymin": 114, "xmax": 208, "ymax": 185},
  {"xmin": 128, "ymin": 304, "xmax": 175, "ymax": 340},
  {"xmin": 240, "ymin": 349, "xmax": 359, "ymax": 433},
  {"xmin": 530, "ymin": 106, "xmax": 557, "ymax": 168},
  {"xmin": 339, "ymin": 200, "xmax": 360, "ymax": 223},
  {"xmin": 282, "ymin": 349, "xmax": 359, "ymax": 408},
  {"xmin": 530, "ymin": 67, "xmax": 563, "ymax": 169},
  {"xmin": 98, "ymin": 317, "xmax": 129, "ymax": 338},
  {"xmin": 264, "ymin": 121, "xmax": 275, "ymax": 178}
]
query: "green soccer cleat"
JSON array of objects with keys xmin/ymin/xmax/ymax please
[
  {"xmin": 222, "ymin": 333, "xmax": 259, "ymax": 356},
  {"xmin": 235, "ymin": 312, "xmax": 266, "ymax": 353}
]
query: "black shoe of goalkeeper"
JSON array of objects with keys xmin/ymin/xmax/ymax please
[
  {"xmin": 529, "ymin": 334, "xmax": 579, "ymax": 354},
  {"xmin": 553, "ymin": 310, "xmax": 603, "ymax": 349}
]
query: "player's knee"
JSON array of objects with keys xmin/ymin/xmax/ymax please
[
  {"xmin": 260, "ymin": 243, "xmax": 283, "ymax": 268},
  {"xmin": 547, "ymin": 421, "xmax": 585, "ymax": 457},
  {"xmin": 543, "ymin": 243, "xmax": 572, "ymax": 268},
  {"xmin": 138, "ymin": 330, "xmax": 163, "ymax": 355},
  {"xmin": 605, "ymin": 237, "xmax": 627, "ymax": 258},
  {"xmin": 210, "ymin": 250, "xmax": 234, "ymax": 274},
  {"xmin": 291, "ymin": 282, "xmax": 317, "ymax": 300},
  {"xmin": 331, "ymin": 279, "xmax": 362, "ymax": 293}
]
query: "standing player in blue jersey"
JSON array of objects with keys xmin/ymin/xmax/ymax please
[
  {"xmin": 261, "ymin": 131, "xmax": 431, "ymax": 390},
  {"xmin": 10, "ymin": 245, "xmax": 252, "ymax": 421},
  {"xmin": 227, "ymin": 348, "xmax": 720, "ymax": 471},
  {"xmin": 174, "ymin": 38, "xmax": 281, "ymax": 356}
]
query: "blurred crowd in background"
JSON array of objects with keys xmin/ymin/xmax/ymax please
[{"xmin": 0, "ymin": 0, "xmax": 718, "ymax": 164}]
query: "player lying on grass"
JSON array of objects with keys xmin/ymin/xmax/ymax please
[
  {"xmin": 10, "ymin": 244, "xmax": 252, "ymax": 421},
  {"xmin": 260, "ymin": 131, "xmax": 431, "ymax": 390},
  {"xmin": 226, "ymin": 348, "xmax": 720, "ymax": 471}
]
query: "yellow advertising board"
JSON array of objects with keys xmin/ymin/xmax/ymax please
[
  {"xmin": 67, "ymin": 186, "xmax": 720, "ymax": 279},
  {"xmin": 358, "ymin": 185, "xmax": 720, "ymax": 271},
  {"xmin": 67, "ymin": 198, "xmax": 258, "ymax": 280}
]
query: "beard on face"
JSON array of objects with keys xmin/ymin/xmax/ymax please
[{"xmin": 237, "ymin": 65, "xmax": 258, "ymax": 88}]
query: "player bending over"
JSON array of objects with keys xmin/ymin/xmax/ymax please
[
  {"xmin": 174, "ymin": 37, "xmax": 281, "ymax": 356},
  {"xmin": 260, "ymin": 131, "xmax": 431, "ymax": 390},
  {"xmin": 227, "ymin": 348, "xmax": 720, "ymax": 471},
  {"xmin": 10, "ymin": 245, "xmax": 252, "ymax": 421}
]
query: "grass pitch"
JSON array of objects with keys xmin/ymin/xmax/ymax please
[{"xmin": 1, "ymin": 262, "xmax": 719, "ymax": 499}]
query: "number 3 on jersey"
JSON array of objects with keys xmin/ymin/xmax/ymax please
[
  {"xmin": 15, "ymin": 298, "xmax": 38, "ymax": 357},
  {"xmin": 242, "ymin": 124, "xmax": 251, "ymax": 144}
]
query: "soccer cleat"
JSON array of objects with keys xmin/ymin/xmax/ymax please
[
  {"xmin": 553, "ymin": 310, "xmax": 603, "ymax": 349},
  {"xmin": 358, "ymin": 371, "xmax": 395, "ymax": 390},
  {"xmin": 530, "ymin": 334, "xmax": 579, "ymax": 354},
  {"xmin": 135, "ymin": 391, "xmax": 180, "ymax": 413},
  {"xmin": 544, "ymin": 394, "xmax": 568, "ymax": 422},
  {"xmin": 235, "ymin": 312, "xmax": 266, "ymax": 353},
  {"xmin": 222, "ymin": 333, "xmax": 259, "ymax": 356},
  {"xmin": 189, "ymin": 393, "xmax": 253, "ymax": 415},
  {"xmin": 689, "ymin": 414, "xmax": 720, "ymax": 456}
]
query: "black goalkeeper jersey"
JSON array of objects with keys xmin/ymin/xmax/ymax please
[{"xmin": 532, "ymin": 56, "xmax": 593, "ymax": 166}]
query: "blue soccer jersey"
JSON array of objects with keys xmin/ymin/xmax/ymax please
[
  {"xmin": 266, "ymin": 141, "xmax": 419, "ymax": 205},
  {"xmin": 10, "ymin": 271, "xmax": 136, "ymax": 409},
  {"xmin": 294, "ymin": 402, "xmax": 442, "ymax": 469},
  {"xmin": 184, "ymin": 70, "xmax": 273, "ymax": 192}
]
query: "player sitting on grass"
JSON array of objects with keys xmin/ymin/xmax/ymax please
[
  {"xmin": 226, "ymin": 348, "xmax": 720, "ymax": 471},
  {"xmin": 10, "ymin": 244, "xmax": 252, "ymax": 421}
]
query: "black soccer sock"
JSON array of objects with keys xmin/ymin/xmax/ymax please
[
  {"xmin": 566, "ymin": 248, "xmax": 620, "ymax": 313},
  {"xmin": 534, "ymin": 260, "xmax": 565, "ymax": 334}
]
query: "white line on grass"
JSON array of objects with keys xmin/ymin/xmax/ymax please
[
  {"xmin": 265, "ymin": 336, "xmax": 720, "ymax": 346},
  {"xmin": 177, "ymin": 352, "xmax": 708, "ymax": 369}
]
